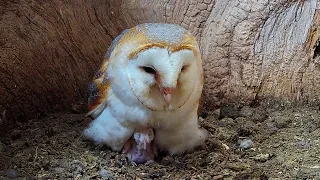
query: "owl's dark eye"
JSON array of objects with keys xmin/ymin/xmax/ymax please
[
  {"xmin": 141, "ymin": 66, "xmax": 156, "ymax": 74},
  {"xmin": 181, "ymin": 65, "xmax": 188, "ymax": 72}
]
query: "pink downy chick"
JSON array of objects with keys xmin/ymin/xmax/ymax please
[{"xmin": 122, "ymin": 127, "xmax": 157, "ymax": 164}]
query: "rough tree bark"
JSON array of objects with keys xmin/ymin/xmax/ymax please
[{"xmin": 0, "ymin": 0, "xmax": 319, "ymax": 128}]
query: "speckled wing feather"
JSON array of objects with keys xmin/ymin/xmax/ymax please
[
  {"xmin": 86, "ymin": 29, "xmax": 130, "ymax": 118},
  {"xmin": 86, "ymin": 59, "xmax": 110, "ymax": 118}
]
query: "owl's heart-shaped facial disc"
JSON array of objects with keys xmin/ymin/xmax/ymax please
[{"xmin": 126, "ymin": 48, "xmax": 198, "ymax": 111}]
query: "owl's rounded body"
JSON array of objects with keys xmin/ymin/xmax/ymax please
[{"xmin": 83, "ymin": 23, "xmax": 207, "ymax": 161}]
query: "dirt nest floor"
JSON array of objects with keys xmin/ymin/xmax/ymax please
[{"xmin": 1, "ymin": 101, "xmax": 320, "ymax": 179}]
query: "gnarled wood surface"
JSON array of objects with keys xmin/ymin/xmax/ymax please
[{"xmin": 0, "ymin": 0, "xmax": 319, "ymax": 128}]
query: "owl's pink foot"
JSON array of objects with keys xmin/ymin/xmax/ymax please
[{"xmin": 122, "ymin": 127, "xmax": 157, "ymax": 164}]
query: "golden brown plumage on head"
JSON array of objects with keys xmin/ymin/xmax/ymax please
[{"xmin": 84, "ymin": 23, "xmax": 207, "ymax": 164}]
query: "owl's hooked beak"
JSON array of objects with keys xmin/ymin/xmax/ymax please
[{"xmin": 162, "ymin": 87, "xmax": 172, "ymax": 106}]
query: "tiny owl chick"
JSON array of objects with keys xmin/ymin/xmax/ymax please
[{"xmin": 83, "ymin": 23, "xmax": 207, "ymax": 164}]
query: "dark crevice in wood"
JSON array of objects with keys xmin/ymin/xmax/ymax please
[{"xmin": 313, "ymin": 39, "xmax": 320, "ymax": 59}]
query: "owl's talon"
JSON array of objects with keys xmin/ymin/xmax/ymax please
[
  {"xmin": 130, "ymin": 161, "xmax": 138, "ymax": 167},
  {"xmin": 145, "ymin": 160, "xmax": 155, "ymax": 165}
]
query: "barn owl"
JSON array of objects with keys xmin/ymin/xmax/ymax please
[{"xmin": 83, "ymin": 23, "xmax": 207, "ymax": 164}]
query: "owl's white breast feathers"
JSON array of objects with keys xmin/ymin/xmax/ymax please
[{"xmin": 83, "ymin": 107, "xmax": 134, "ymax": 151}]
